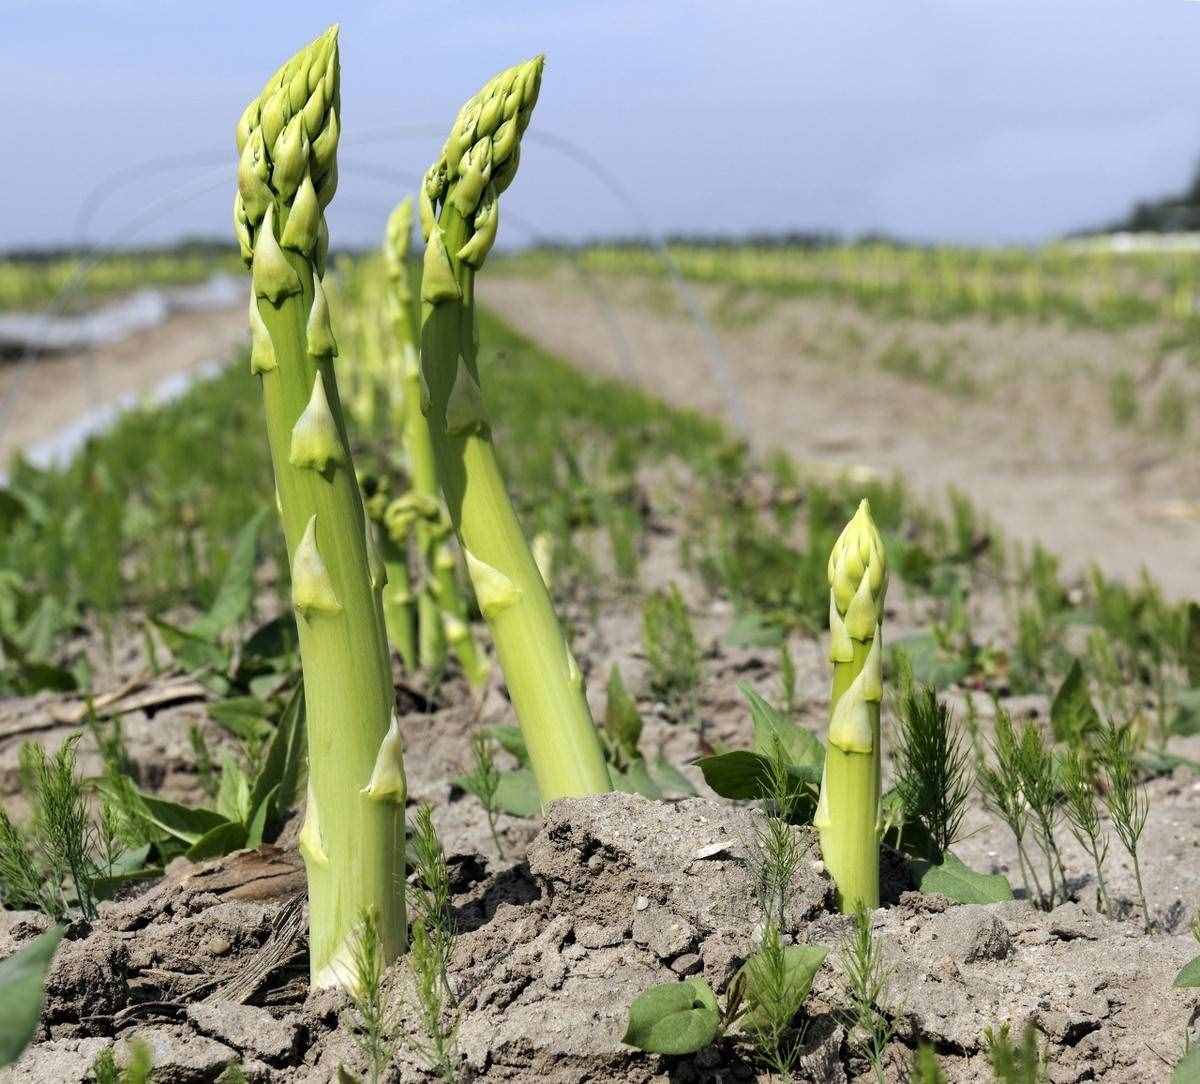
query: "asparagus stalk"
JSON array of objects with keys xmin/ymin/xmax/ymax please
[
  {"xmin": 384, "ymin": 200, "xmax": 488, "ymax": 687},
  {"xmin": 814, "ymin": 500, "xmax": 887, "ymax": 911},
  {"xmin": 362, "ymin": 476, "xmax": 417, "ymax": 672},
  {"xmin": 234, "ymin": 26, "xmax": 405, "ymax": 987},
  {"xmin": 418, "ymin": 58, "xmax": 610, "ymax": 798}
]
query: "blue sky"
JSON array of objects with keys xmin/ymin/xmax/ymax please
[{"xmin": 7, "ymin": 1, "xmax": 1200, "ymax": 249}]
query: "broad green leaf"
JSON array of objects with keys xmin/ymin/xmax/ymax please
[
  {"xmin": 605, "ymin": 666, "xmax": 643, "ymax": 761},
  {"xmin": 494, "ymin": 768, "xmax": 542, "ymax": 817},
  {"xmin": 1049, "ymin": 660, "xmax": 1099, "ymax": 744},
  {"xmin": 1171, "ymin": 689, "xmax": 1200, "ymax": 739},
  {"xmin": 216, "ymin": 757, "xmax": 252, "ymax": 824},
  {"xmin": 651, "ymin": 753, "xmax": 698, "ymax": 797},
  {"xmin": 725, "ymin": 610, "xmax": 785, "ymax": 648},
  {"xmin": 133, "ymin": 791, "xmax": 230, "ymax": 845},
  {"xmin": 1185, "ymin": 603, "xmax": 1200, "ymax": 689},
  {"xmin": 698, "ymin": 750, "xmax": 777, "ymax": 800},
  {"xmin": 1175, "ymin": 1044, "xmax": 1200, "ymax": 1083},
  {"xmin": 240, "ymin": 615, "xmax": 299, "ymax": 668},
  {"xmin": 1174, "ymin": 954, "xmax": 1200, "ymax": 988},
  {"xmin": 186, "ymin": 821, "xmax": 248, "ymax": 862},
  {"xmin": 92, "ymin": 864, "xmax": 162, "ymax": 902},
  {"xmin": 153, "ymin": 618, "xmax": 228, "ymax": 673},
  {"xmin": 208, "ymin": 698, "xmax": 274, "ymax": 743},
  {"xmin": 244, "ymin": 785, "xmax": 278, "ymax": 848},
  {"xmin": 738, "ymin": 944, "xmax": 829, "ymax": 1031},
  {"xmin": 482, "ymin": 723, "xmax": 529, "ymax": 767},
  {"xmin": 0, "ymin": 925, "xmax": 65, "ymax": 1068},
  {"xmin": 249, "ymin": 683, "xmax": 305, "ymax": 824},
  {"xmin": 0, "ymin": 637, "xmax": 77, "ymax": 695},
  {"xmin": 0, "ymin": 488, "xmax": 30, "ymax": 539},
  {"xmin": 913, "ymin": 852, "xmax": 1013, "ymax": 904},
  {"xmin": 622, "ymin": 978, "xmax": 720, "ymax": 1055},
  {"xmin": 741, "ymin": 683, "xmax": 822, "ymax": 769},
  {"xmin": 16, "ymin": 597, "xmax": 69, "ymax": 660},
  {"xmin": 696, "ymin": 751, "xmax": 818, "ymax": 824},
  {"xmin": 90, "ymin": 843, "xmax": 157, "ymax": 899},
  {"xmin": 612, "ymin": 758, "xmax": 663, "ymax": 800},
  {"xmin": 191, "ymin": 508, "xmax": 269, "ymax": 640},
  {"xmin": 887, "ymin": 633, "xmax": 968, "ymax": 689}
]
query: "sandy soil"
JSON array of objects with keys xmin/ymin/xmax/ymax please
[
  {"xmin": 0, "ymin": 307, "xmax": 247, "ymax": 468},
  {"xmin": 483, "ymin": 270, "xmax": 1200, "ymax": 600}
]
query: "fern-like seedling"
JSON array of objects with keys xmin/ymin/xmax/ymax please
[
  {"xmin": 1097, "ymin": 720, "xmax": 1151, "ymax": 930},
  {"xmin": 893, "ymin": 683, "xmax": 971, "ymax": 858},
  {"xmin": 984, "ymin": 1021, "xmax": 1046, "ymax": 1083},
  {"xmin": 459, "ymin": 732, "xmax": 504, "ymax": 857},
  {"xmin": 408, "ymin": 804, "xmax": 455, "ymax": 991},
  {"xmin": 977, "ymin": 711, "xmax": 1045, "ymax": 907},
  {"xmin": 407, "ymin": 919, "xmax": 460, "ymax": 1083},
  {"xmin": 1013, "ymin": 721, "xmax": 1068, "ymax": 908},
  {"xmin": 349, "ymin": 908, "xmax": 393, "ymax": 1084},
  {"xmin": 1060, "ymin": 749, "xmax": 1112, "ymax": 917},
  {"xmin": 749, "ymin": 738, "xmax": 809, "ymax": 929},
  {"xmin": 838, "ymin": 902, "xmax": 895, "ymax": 1084}
]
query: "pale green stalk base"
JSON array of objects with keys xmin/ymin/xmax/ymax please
[
  {"xmin": 379, "ymin": 534, "xmax": 417, "ymax": 671},
  {"xmin": 256, "ymin": 240, "xmax": 405, "ymax": 986},
  {"xmin": 399, "ymin": 341, "xmax": 487, "ymax": 686},
  {"xmin": 420, "ymin": 204, "xmax": 610, "ymax": 799},
  {"xmin": 417, "ymin": 580, "xmax": 447, "ymax": 672},
  {"xmin": 818, "ymin": 641, "xmax": 881, "ymax": 912}
]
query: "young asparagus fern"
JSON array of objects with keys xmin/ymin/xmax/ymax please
[
  {"xmin": 1097, "ymin": 719, "xmax": 1151, "ymax": 930},
  {"xmin": 1061, "ymin": 748, "xmax": 1113, "ymax": 917},
  {"xmin": 815, "ymin": 499, "xmax": 887, "ymax": 912},
  {"xmin": 235, "ymin": 26, "xmax": 406, "ymax": 988},
  {"xmin": 417, "ymin": 56, "xmax": 610, "ymax": 800}
]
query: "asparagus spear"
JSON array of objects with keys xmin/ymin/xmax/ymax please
[
  {"xmin": 234, "ymin": 26, "xmax": 405, "ymax": 987},
  {"xmin": 418, "ymin": 58, "xmax": 611, "ymax": 798},
  {"xmin": 814, "ymin": 500, "xmax": 887, "ymax": 911},
  {"xmin": 384, "ymin": 199, "xmax": 488, "ymax": 687}
]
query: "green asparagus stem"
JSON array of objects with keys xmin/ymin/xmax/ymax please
[
  {"xmin": 363, "ymin": 479, "xmax": 417, "ymax": 672},
  {"xmin": 384, "ymin": 200, "xmax": 488, "ymax": 687},
  {"xmin": 814, "ymin": 500, "xmax": 887, "ymax": 912},
  {"xmin": 417, "ymin": 58, "xmax": 611, "ymax": 799},
  {"xmin": 235, "ymin": 26, "xmax": 405, "ymax": 988}
]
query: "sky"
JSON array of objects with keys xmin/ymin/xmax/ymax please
[{"xmin": 6, "ymin": 0, "xmax": 1200, "ymax": 251}]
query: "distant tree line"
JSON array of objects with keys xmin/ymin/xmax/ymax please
[{"xmin": 1099, "ymin": 159, "xmax": 1200, "ymax": 234}]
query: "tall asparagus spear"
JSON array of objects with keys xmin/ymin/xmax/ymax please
[
  {"xmin": 814, "ymin": 500, "xmax": 887, "ymax": 911},
  {"xmin": 383, "ymin": 200, "xmax": 488, "ymax": 688},
  {"xmin": 234, "ymin": 26, "xmax": 405, "ymax": 987},
  {"xmin": 418, "ymin": 58, "xmax": 611, "ymax": 799}
]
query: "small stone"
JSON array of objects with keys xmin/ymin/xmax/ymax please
[
  {"xmin": 126, "ymin": 1026, "xmax": 237, "ymax": 1081},
  {"xmin": 575, "ymin": 922, "xmax": 625, "ymax": 949},
  {"xmin": 1049, "ymin": 902, "xmax": 1095, "ymax": 942},
  {"xmin": 670, "ymin": 953, "xmax": 702, "ymax": 976},
  {"xmin": 634, "ymin": 896, "xmax": 650, "ymax": 912},
  {"xmin": 186, "ymin": 1002, "xmax": 298, "ymax": 1065},
  {"xmin": 204, "ymin": 935, "xmax": 233, "ymax": 957},
  {"xmin": 586, "ymin": 853, "xmax": 604, "ymax": 873},
  {"xmin": 632, "ymin": 907, "xmax": 697, "ymax": 960}
]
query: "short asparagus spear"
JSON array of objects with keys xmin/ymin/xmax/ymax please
[
  {"xmin": 814, "ymin": 500, "xmax": 887, "ymax": 911},
  {"xmin": 234, "ymin": 26, "xmax": 405, "ymax": 987},
  {"xmin": 418, "ymin": 58, "xmax": 611, "ymax": 798},
  {"xmin": 384, "ymin": 199, "xmax": 488, "ymax": 687}
]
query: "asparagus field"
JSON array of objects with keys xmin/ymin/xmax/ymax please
[{"xmin": 5, "ymin": 26, "xmax": 1200, "ymax": 1084}]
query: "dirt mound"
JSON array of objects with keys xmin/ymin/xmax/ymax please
[{"xmin": 10, "ymin": 793, "xmax": 1196, "ymax": 1082}]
